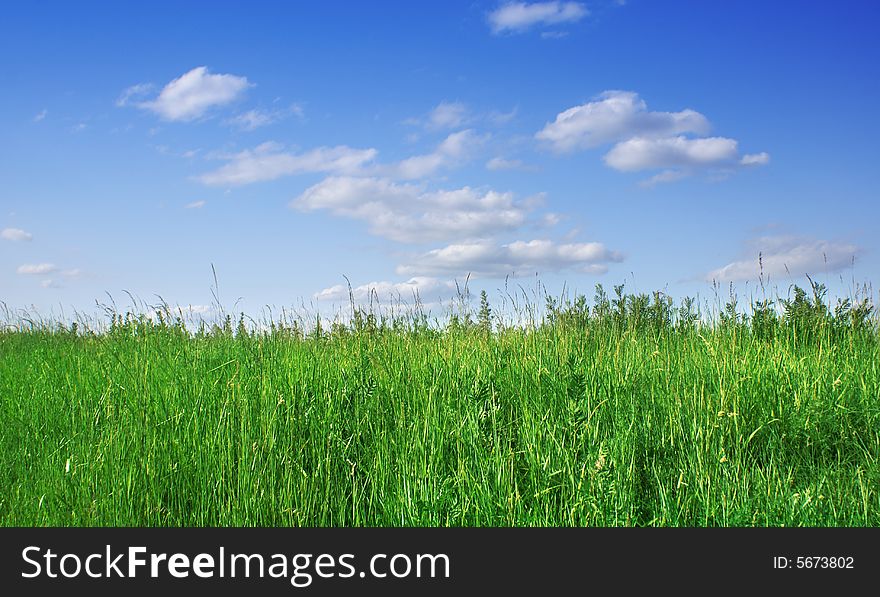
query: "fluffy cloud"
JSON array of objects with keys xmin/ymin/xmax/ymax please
[
  {"xmin": 604, "ymin": 136, "xmax": 739, "ymax": 171},
  {"xmin": 488, "ymin": 2, "xmax": 588, "ymax": 34},
  {"xmin": 397, "ymin": 239, "xmax": 623, "ymax": 277},
  {"xmin": 2, "ymin": 228, "xmax": 33, "ymax": 242},
  {"xmin": 120, "ymin": 67, "xmax": 251, "ymax": 121},
  {"xmin": 292, "ymin": 177, "xmax": 532, "ymax": 243},
  {"xmin": 706, "ymin": 236, "xmax": 860, "ymax": 282},
  {"xmin": 314, "ymin": 276, "xmax": 458, "ymax": 304},
  {"xmin": 198, "ymin": 142, "xmax": 378, "ymax": 186},
  {"xmin": 741, "ymin": 152, "xmax": 770, "ymax": 166},
  {"xmin": 386, "ymin": 130, "xmax": 486, "ymax": 179},
  {"xmin": 535, "ymin": 91, "xmax": 710, "ymax": 153},
  {"xmin": 17, "ymin": 263, "xmax": 57, "ymax": 275},
  {"xmin": 536, "ymin": 90, "xmax": 769, "ymax": 183},
  {"xmin": 426, "ymin": 101, "xmax": 468, "ymax": 130}
]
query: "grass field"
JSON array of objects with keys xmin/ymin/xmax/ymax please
[{"xmin": 1, "ymin": 282, "xmax": 878, "ymax": 526}]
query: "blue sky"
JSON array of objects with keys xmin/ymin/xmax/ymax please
[{"xmin": 2, "ymin": 1, "xmax": 878, "ymax": 321}]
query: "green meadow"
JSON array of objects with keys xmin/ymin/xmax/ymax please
[{"xmin": 1, "ymin": 282, "xmax": 878, "ymax": 526}]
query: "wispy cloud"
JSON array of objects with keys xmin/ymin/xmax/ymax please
[
  {"xmin": 2, "ymin": 227, "xmax": 33, "ymax": 242},
  {"xmin": 224, "ymin": 103, "xmax": 304, "ymax": 131},
  {"xmin": 198, "ymin": 129, "xmax": 483, "ymax": 187},
  {"xmin": 119, "ymin": 67, "xmax": 251, "ymax": 121},
  {"xmin": 397, "ymin": 238, "xmax": 623, "ymax": 278},
  {"xmin": 116, "ymin": 83, "xmax": 154, "ymax": 107},
  {"xmin": 488, "ymin": 2, "xmax": 588, "ymax": 34},
  {"xmin": 185, "ymin": 200, "xmax": 207, "ymax": 209},
  {"xmin": 293, "ymin": 177, "xmax": 533, "ymax": 244},
  {"xmin": 315, "ymin": 276, "xmax": 458, "ymax": 305},
  {"xmin": 198, "ymin": 142, "xmax": 378, "ymax": 186},
  {"xmin": 33, "ymin": 109, "xmax": 48, "ymax": 123},
  {"xmin": 409, "ymin": 103, "xmax": 518, "ymax": 130},
  {"xmin": 17, "ymin": 263, "xmax": 58, "ymax": 275},
  {"xmin": 486, "ymin": 156, "xmax": 531, "ymax": 171},
  {"xmin": 487, "ymin": 106, "xmax": 518, "ymax": 125},
  {"xmin": 706, "ymin": 236, "xmax": 860, "ymax": 283}
]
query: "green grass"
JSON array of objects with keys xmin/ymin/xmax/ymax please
[{"xmin": 1, "ymin": 285, "xmax": 878, "ymax": 526}]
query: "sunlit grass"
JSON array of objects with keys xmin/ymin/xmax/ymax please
[{"xmin": 1, "ymin": 282, "xmax": 878, "ymax": 526}]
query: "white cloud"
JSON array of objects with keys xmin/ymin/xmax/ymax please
[
  {"xmin": 33, "ymin": 109, "xmax": 47, "ymax": 123},
  {"xmin": 2, "ymin": 227, "xmax": 33, "ymax": 242},
  {"xmin": 537, "ymin": 90, "xmax": 769, "ymax": 183},
  {"xmin": 536, "ymin": 90, "xmax": 710, "ymax": 153},
  {"xmin": 397, "ymin": 239, "xmax": 623, "ymax": 278},
  {"xmin": 224, "ymin": 103, "xmax": 304, "ymax": 131},
  {"xmin": 198, "ymin": 142, "xmax": 378, "ymax": 186},
  {"xmin": 315, "ymin": 276, "xmax": 458, "ymax": 304},
  {"xmin": 200, "ymin": 130, "xmax": 478, "ymax": 186},
  {"xmin": 706, "ymin": 236, "xmax": 860, "ymax": 282},
  {"xmin": 185, "ymin": 200, "xmax": 206, "ymax": 209},
  {"xmin": 293, "ymin": 176, "xmax": 532, "ymax": 243},
  {"xmin": 488, "ymin": 2, "xmax": 588, "ymax": 34},
  {"xmin": 426, "ymin": 101, "xmax": 468, "ymax": 130},
  {"xmin": 741, "ymin": 152, "xmax": 770, "ymax": 166},
  {"xmin": 17, "ymin": 263, "xmax": 58, "ymax": 275},
  {"xmin": 486, "ymin": 156, "xmax": 528, "ymax": 171},
  {"xmin": 122, "ymin": 67, "xmax": 251, "ymax": 121},
  {"xmin": 386, "ymin": 129, "xmax": 486, "ymax": 179},
  {"xmin": 604, "ymin": 135, "xmax": 740, "ymax": 171},
  {"xmin": 40, "ymin": 279, "xmax": 62, "ymax": 289}
]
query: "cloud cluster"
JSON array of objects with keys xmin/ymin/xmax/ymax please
[
  {"xmin": 293, "ymin": 177, "xmax": 532, "ymax": 243},
  {"xmin": 488, "ymin": 2, "xmax": 588, "ymax": 34},
  {"xmin": 536, "ymin": 91, "xmax": 768, "ymax": 183},
  {"xmin": 397, "ymin": 239, "xmax": 623, "ymax": 277},
  {"xmin": 706, "ymin": 236, "xmax": 859, "ymax": 282},
  {"xmin": 119, "ymin": 66, "xmax": 251, "ymax": 121},
  {"xmin": 536, "ymin": 91, "xmax": 709, "ymax": 152}
]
